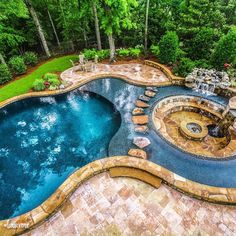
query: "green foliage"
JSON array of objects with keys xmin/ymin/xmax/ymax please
[
  {"xmin": 211, "ymin": 28, "xmax": 236, "ymax": 70},
  {"xmin": 83, "ymin": 49, "xmax": 97, "ymax": 60},
  {"xmin": 129, "ymin": 48, "xmax": 141, "ymax": 58},
  {"xmin": 33, "ymin": 78, "xmax": 45, "ymax": 91},
  {"xmin": 150, "ymin": 45, "xmax": 160, "ymax": 57},
  {"xmin": 189, "ymin": 28, "xmax": 217, "ymax": 60},
  {"xmin": 8, "ymin": 56, "xmax": 26, "ymax": 75},
  {"xmin": 48, "ymin": 78, "xmax": 60, "ymax": 87},
  {"xmin": 117, "ymin": 48, "xmax": 130, "ymax": 57},
  {"xmin": 117, "ymin": 47, "xmax": 141, "ymax": 58},
  {"xmin": 159, "ymin": 31, "xmax": 179, "ymax": 64},
  {"xmin": 23, "ymin": 51, "xmax": 38, "ymax": 66},
  {"xmin": 194, "ymin": 59, "xmax": 211, "ymax": 69},
  {"xmin": 0, "ymin": 55, "xmax": 78, "ymax": 102},
  {"xmin": 0, "ymin": 64, "xmax": 13, "ymax": 85},
  {"xmin": 96, "ymin": 49, "xmax": 110, "ymax": 60},
  {"xmin": 173, "ymin": 58, "xmax": 195, "ymax": 77},
  {"xmin": 43, "ymin": 73, "xmax": 59, "ymax": 81}
]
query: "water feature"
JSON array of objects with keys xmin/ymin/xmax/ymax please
[{"xmin": 0, "ymin": 91, "xmax": 121, "ymax": 220}]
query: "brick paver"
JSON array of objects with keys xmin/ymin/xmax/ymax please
[{"xmin": 24, "ymin": 173, "xmax": 236, "ymax": 236}]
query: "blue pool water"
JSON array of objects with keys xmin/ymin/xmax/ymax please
[{"xmin": 0, "ymin": 91, "xmax": 121, "ymax": 220}]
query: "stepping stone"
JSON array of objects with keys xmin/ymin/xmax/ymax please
[
  {"xmin": 146, "ymin": 87, "xmax": 158, "ymax": 92},
  {"xmin": 134, "ymin": 125, "xmax": 149, "ymax": 133},
  {"xmin": 133, "ymin": 137, "xmax": 151, "ymax": 148},
  {"xmin": 139, "ymin": 95, "xmax": 150, "ymax": 102},
  {"xmin": 145, "ymin": 90, "xmax": 156, "ymax": 98},
  {"xmin": 128, "ymin": 149, "xmax": 147, "ymax": 159},
  {"xmin": 132, "ymin": 107, "xmax": 144, "ymax": 115},
  {"xmin": 135, "ymin": 100, "xmax": 149, "ymax": 108},
  {"xmin": 132, "ymin": 115, "xmax": 149, "ymax": 125}
]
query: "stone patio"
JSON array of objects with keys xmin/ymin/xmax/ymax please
[
  {"xmin": 24, "ymin": 173, "xmax": 236, "ymax": 236},
  {"xmin": 61, "ymin": 63, "xmax": 170, "ymax": 86}
]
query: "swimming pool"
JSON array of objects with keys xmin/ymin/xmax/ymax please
[
  {"xmin": 1, "ymin": 77, "xmax": 236, "ymax": 220},
  {"xmin": 0, "ymin": 91, "xmax": 121, "ymax": 220}
]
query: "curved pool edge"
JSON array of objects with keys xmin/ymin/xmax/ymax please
[
  {"xmin": 0, "ymin": 72, "xmax": 172, "ymax": 110},
  {"xmin": 1, "ymin": 156, "xmax": 236, "ymax": 236}
]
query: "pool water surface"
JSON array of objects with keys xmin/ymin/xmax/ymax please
[{"xmin": 0, "ymin": 91, "xmax": 121, "ymax": 220}]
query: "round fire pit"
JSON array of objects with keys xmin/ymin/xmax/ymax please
[{"xmin": 179, "ymin": 120, "xmax": 208, "ymax": 141}]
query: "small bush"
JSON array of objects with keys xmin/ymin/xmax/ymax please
[
  {"xmin": 117, "ymin": 48, "xmax": 130, "ymax": 57},
  {"xmin": 0, "ymin": 64, "xmax": 13, "ymax": 85},
  {"xmin": 129, "ymin": 48, "xmax": 141, "ymax": 58},
  {"xmin": 33, "ymin": 79, "xmax": 45, "ymax": 91},
  {"xmin": 159, "ymin": 31, "xmax": 179, "ymax": 64},
  {"xmin": 96, "ymin": 49, "xmax": 110, "ymax": 61},
  {"xmin": 150, "ymin": 45, "xmax": 160, "ymax": 57},
  {"xmin": 9, "ymin": 56, "xmax": 26, "ymax": 75},
  {"xmin": 43, "ymin": 73, "xmax": 58, "ymax": 81},
  {"xmin": 83, "ymin": 49, "xmax": 97, "ymax": 60},
  {"xmin": 23, "ymin": 51, "xmax": 38, "ymax": 66},
  {"xmin": 48, "ymin": 78, "xmax": 60, "ymax": 87},
  {"xmin": 49, "ymin": 85, "xmax": 58, "ymax": 91},
  {"xmin": 173, "ymin": 58, "xmax": 195, "ymax": 77}
]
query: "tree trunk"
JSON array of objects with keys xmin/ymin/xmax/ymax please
[
  {"xmin": 25, "ymin": 0, "xmax": 51, "ymax": 57},
  {"xmin": 83, "ymin": 29, "xmax": 88, "ymax": 48},
  {"xmin": 0, "ymin": 53, "xmax": 6, "ymax": 64},
  {"xmin": 47, "ymin": 9, "xmax": 61, "ymax": 47},
  {"xmin": 144, "ymin": 0, "xmax": 150, "ymax": 56},
  {"xmin": 92, "ymin": 2, "xmax": 102, "ymax": 50},
  {"xmin": 108, "ymin": 34, "xmax": 116, "ymax": 62}
]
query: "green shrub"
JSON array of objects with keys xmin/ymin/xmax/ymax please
[
  {"xmin": 43, "ymin": 73, "xmax": 58, "ymax": 81},
  {"xmin": 117, "ymin": 48, "xmax": 130, "ymax": 57},
  {"xmin": 150, "ymin": 45, "xmax": 160, "ymax": 57},
  {"xmin": 129, "ymin": 48, "xmax": 141, "ymax": 58},
  {"xmin": 97, "ymin": 49, "xmax": 110, "ymax": 60},
  {"xmin": 194, "ymin": 59, "xmax": 211, "ymax": 69},
  {"xmin": 83, "ymin": 49, "xmax": 97, "ymax": 60},
  {"xmin": 48, "ymin": 77, "xmax": 60, "ymax": 87},
  {"xmin": 23, "ymin": 51, "xmax": 38, "ymax": 66},
  {"xmin": 173, "ymin": 58, "xmax": 195, "ymax": 77},
  {"xmin": 0, "ymin": 64, "xmax": 13, "ymax": 85},
  {"xmin": 211, "ymin": 27, "xmax": 236, "ymax": 70},
  {"xmin": 49, "ymin": 85, "xmax": 58, "ymax": 91},
  {"xmin": 33, "ymin": 79, "xmax": 45, "ymax": 91},
  {"xmin": 189, "ymin": 28, "xmax": 216, "ymax": 60},
  {"xmin": 8, "ymin": 56, "xmax": 26, "ymax": 75},
  {"xmin": 159, "ymin": 31, "xmax": 179, "ymax": 64}
]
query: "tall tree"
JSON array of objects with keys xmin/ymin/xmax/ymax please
[
  {"xmin": 92, "ymin": 1, "xmax": 102, "ymax": 50},
  {"xmin": 24, "ymin": 0, "xmax": 51, "ymax": 57},
  {"xmin": 144, "ymin": 0, "xmax": 150, "ymax": 55},
  {"xmin": 0, "ymin": 0, "xmax": 28, "ymax": 61},
  {"xmin": 99, "ymin": 0, "xmax": 138, "ymax": 62}
]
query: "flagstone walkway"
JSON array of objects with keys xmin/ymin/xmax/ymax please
[{"xmin": 24, "ymin": 173, "xmax": 236, "ymax": 236}]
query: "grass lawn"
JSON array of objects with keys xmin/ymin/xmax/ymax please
[{"xmin": 0, "ymin": 54, "xmax": 78, "ymax": 102}]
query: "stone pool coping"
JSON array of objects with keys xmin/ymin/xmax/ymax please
[
  {"xmin": 1, "ymin": 61, "xmax": 236, "ymax": 235},
  {"xmin": 1, "ymin": 156, "xmax": 236, "ymax": 236}
]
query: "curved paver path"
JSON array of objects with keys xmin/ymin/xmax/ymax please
[{"xmin": 24, "ymin": 172, "xmax": 236, "ymax": 236}]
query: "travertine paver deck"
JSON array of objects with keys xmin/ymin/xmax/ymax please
[
  {"xmin": 24, "ymin": 173, "xmax": 236, "ymax": 236},
  {"xmin": 61, "ymin": 63, "xmax": 170, "ymax": 85}
]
